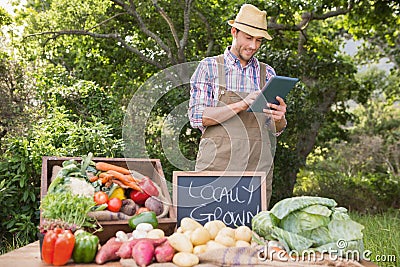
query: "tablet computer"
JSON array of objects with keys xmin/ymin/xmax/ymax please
[{"xmin": 247, "ymin": 75, "xmax": 299, "ymax": 112}]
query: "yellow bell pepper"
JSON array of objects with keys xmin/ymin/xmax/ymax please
[{"xmin": 109, "ymin": 187, "xmax": 126, "ymax": 200}]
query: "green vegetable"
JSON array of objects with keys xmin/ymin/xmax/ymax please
[
  {"xmin": 41, "ymin": 191, "xmax": 96, "ymax": 230},
  {"xmin": 72, "ymin": 230, "xmax": 99, "ymax": 263},
  {"xmin": 92, "ymin": 203, "xmax": 108, "ymax": 211},
  {"xmin": 128, "ymin": 211, "xmax": 158, "ymax": 230},
  {"xmin": 81, "ymin": 152, "xmax": 94, "ymax": 175},
  {"xmin": 252, "ymin": 196, "xmax": 365, "ymax": 259}
]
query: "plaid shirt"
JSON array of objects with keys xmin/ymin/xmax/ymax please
[{"xmin": 189, "ymin": 46, "xmax": 277, "ymax": 133}]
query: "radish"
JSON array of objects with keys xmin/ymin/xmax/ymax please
[
  {"xmin": 154, "ymin": 240, "xmax": 175, "ymax": 263},
  {"xmin": 132, "ymin": 239, "xmax": 155, "ymax": 267}
]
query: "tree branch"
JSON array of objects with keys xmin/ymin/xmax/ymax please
[
  {"xmin": 87, "ymin": 12, "xmax": 128, "ymax": 32},
  {"xmin": 25, "ymin": 30, "xmax": 164, "ymax": 69},
  {"xmin": 269, "ymin": 5, "xmax": 352, "ymax": 32},
  {"xmin": 180, "ymin": 0, "xmax": 193, "ymax": 51},
  {"xmin": 111, "ymin": 0, "xmax": 173, "ymax": 63},
  {"xmin": 151, "ymin": 0, "xmax": 180, "ymax": 50}
]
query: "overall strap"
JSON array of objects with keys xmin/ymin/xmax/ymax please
[
  {"xmin": 216, "ymin": 55, "xmax": 226, "ymax": 89},
  {"xmin": 259, "ymin": 62, "xmax": 267, "ymax": 89}
]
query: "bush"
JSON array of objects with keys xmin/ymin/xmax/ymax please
[
  {"xmin": 294, "ymin": 144, "xmax": 400, "ymax": 212},
  {"xmin": 0, "ymin": 107, "xmax": 124, "ymax": 252},
  {"xmin": 295, "ymin": 169, "xmax": 400, "ymax": 212}
]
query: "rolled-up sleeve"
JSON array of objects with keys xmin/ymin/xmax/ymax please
[{"xmin": 188, "ymin": 58, "xmax": 215, "ymax": 131}]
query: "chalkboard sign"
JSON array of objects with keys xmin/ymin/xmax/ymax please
[{"xmin": 172, "ymin": 171, "xmax": 267, "ymax": 228}]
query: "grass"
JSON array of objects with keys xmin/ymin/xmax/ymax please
[
  {"xmin": 0, "ymin": 235, "xmax": 26, "ymax": 255},
  {"xmin": 351, "ymin": 210, "xmax": 400, "ymax": 267}
]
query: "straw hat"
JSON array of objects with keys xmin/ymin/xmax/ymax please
[{"xmin": 228, "ymin": 4, "xmax": 272, "ymax": 40}]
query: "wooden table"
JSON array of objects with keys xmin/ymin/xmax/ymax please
[
  {"xmin": 0, "ymin": 241, "xmax": 379, "ymax": 267},
  {"xmin": 0, "ymin": 241, "xmax": 121, "ymax": 267}
]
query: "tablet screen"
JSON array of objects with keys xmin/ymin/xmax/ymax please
[{"xmin": 247, "ymin": 75, "xmax": 299, "ymax": 112}]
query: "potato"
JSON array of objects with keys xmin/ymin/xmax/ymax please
[
  {"xmin": 168, "ymin": 232, "xmax": 193, "ymax": 253},
  {"xmin": 180, "ymin": 217, "xmax": 202, "ymax": 232},
  {"xmin": 193, "ymin": 244, "xmax": 207, "ymax": 255},
  {"xmin": 234, "ymin": 225, "xmax": 252, "ymax": 242},
  {"xmin": 235, "ymin": 240, "xmax": 251, "ymax": 247},
  {"xmin": 217, "ymin": 227, "xmax": 235, "ymax": 239},
  {"xmin": 215, "ymin": 233, "xmax": 235, "ymax": 247},
  {"xmin": 146, "ymin": 228, "xmax": 165, "ymax": 239},
  {"xmin": 190, "ymin": 227, "xmax": 211, "ymax": 246},
  {"xmin": 206, "ymin": 240, "xmax": 227, "ymax": 250},
  {"xmin": 183, "ymin": 230, "xmax": 193, "ymax": 239},
  {"xmin": 173, "ymin": 252, "xmax": 199, "ymax": 267},
  {"xmin": 204, "ymin": 220, "xmax": 226, "ymax": 239},
  {"xmin": 131, "ymin": 229, "xmax": 147, "ymax": 239},
  {"xmin": 136, "ymin": 222, "xmax": 154, "ymax": 232}
]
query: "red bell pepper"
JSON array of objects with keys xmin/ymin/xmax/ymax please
[
  {"xmin": 138, "ymin": 176, "xmax": 159, "ymax": 197},
  {"xmin": 130, "ymin": 189, "xmax": 150, "ymax": 205},
  {"xmin": 42, "ymin": 228, "xmax": 75, "ymax": 266}
]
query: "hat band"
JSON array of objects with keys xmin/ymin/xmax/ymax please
[{"xmin": 234, "ymin": 20, "xmax": 268, "ymax": 32}]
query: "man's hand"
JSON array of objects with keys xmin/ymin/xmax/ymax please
[
  {"xmin": 242, "ymin": 91, "xmax": 260, "ymax": 109},
  {"xmin": 263, "ymin": 96, "xmax": 287, "ymax": 122}
]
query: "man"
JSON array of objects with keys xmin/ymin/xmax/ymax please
[{"xmin": 188, "ymin": 4, "xmax": 287, "ymax": 208}]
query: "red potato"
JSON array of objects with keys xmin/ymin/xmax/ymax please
[
  {"xmin": 132, "ymin": 239, "xmax": 155, "ymax": 267},
  {"xmin": 95, "ymin": 237, "xmax": 123, "ymax": 264},
  {"xmin": 154, "ymin": 240, "xmax": 175, "ymax": 263}
]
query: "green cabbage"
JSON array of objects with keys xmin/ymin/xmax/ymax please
[{"xmin": 252, "ymin": 196, "xmax": 365, "ymax": 258}]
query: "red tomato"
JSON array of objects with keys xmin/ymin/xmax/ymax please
[
  {"xmin": 107, "ymin": 197, "xmax": 122, "ymax": 212},
  {"xmin": 94, "ymin": 191, "xmax": 109, "ymax": 205}
]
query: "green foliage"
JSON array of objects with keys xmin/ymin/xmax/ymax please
[
  {"xmin": 295, "ymin": 166, "xmax": 400, "ymax": 212},
  {"xmin": 34, "ymin": 67, "xmax": 125, "ymax": 136},
  {"xmin": 0, "ymin": 7, "xmax": 12, "ymax": 27},
  {"xmin": 0, "ymin": 106, "xmax": 124, "ymax": 251},
  {"xmin": 0, "ymin": 51, "xmax": 38, "ymax": 141},
  {"xmin": 294, "ymin": 99, "xmax": 400, "ymax": 211}
]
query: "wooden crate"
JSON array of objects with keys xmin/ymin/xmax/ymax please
[{"xmin": 40, "ymin": 156, "xmax": 177, "ymax": 243}]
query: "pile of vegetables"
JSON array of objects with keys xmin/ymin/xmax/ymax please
[
  {"xmin": 42, "ymin": 228, "xmax": 100, "ymax": 266},
  {"xmin": 40, "ymin": 154, "xmax": 100, "ymax": 233},
  {"xmin": 94, "ymin": 216, "xmax": 253, "ymax": 267},
  {"xmin": 94, "ymin": 214, "xmax": 168, "ymax": 266},
  {"xmin": 165, "ymin": 217, "xmax": 253, "ymax": 266},
  {"xmin": 42, "ymin": 153, "xmax": 166, "ymax": 224},
  {"xmin": 252, "ymin": 196, "xmax": 365, "ymax": 258},
  {"xmin": 39, "ymin": 153, "xmax": 169, "ymax": 265}
]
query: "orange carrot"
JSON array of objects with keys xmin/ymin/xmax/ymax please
[
  {"xmin": 95, "ymin": 162, "xmax": 131, "ymax": 175},
  {"xmin": 89, "ymin": 175, "xmax": 99, "ymax": 182},
  {"xmin": 111, "ymin": 179, "xmax": 129, "ymax": 189},
  {"xmin": 123, "ymin": 174, "xmax": 141, "ymax": 183},
  {"xmin": 107, "ymin": 170, "xmax": 135, "ymax": 183},
  {"xmin": 107, "ymin": 170, "xmax": 142, "ymax": 192},
  {"xmin": 99, "ymin": 172, "xmax": 113, "ymax": 184}
]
